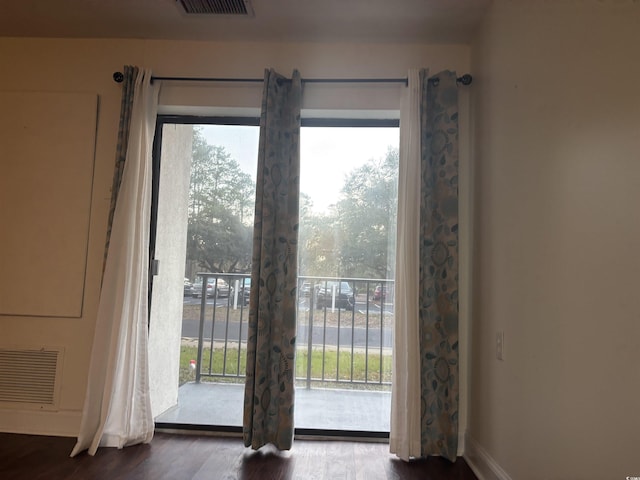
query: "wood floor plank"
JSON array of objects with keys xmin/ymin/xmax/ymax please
[
  {"xmin": 291, "ymin": 441, "xmax": 325, "ymax": 480},
  {"xmin": 353, "ymin": 441, "xmax": 388, "ymax": 480},
  {"xmin": 239, "ymin": 446, "xmax": 295, "ymax": 480},
  {"xmin": 323, "ymin": 441, "xmax": 356, "ymax": 480},
  {"xmin": 192, "ymin": 437, "xmax": 245, "ymax": 480},
  {"xmin": 0, "ymin": 432, "xmax": 478, "ymax": 480}
]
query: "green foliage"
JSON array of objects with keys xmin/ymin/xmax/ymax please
[
  {"xmin": 186, "ymin": 127, "xmax": 398, "ymax": 279},
  {"xmin": 336, "ymin": 146, "xmax": 398, "ymax": 278},
  {"xmin": 299, "ymin": 146, "xmax": 399, "ymax": 279},
  {"xmin": 178, "ymin": 344, "xmax": 391, "ymax": 387},
  {"xmin": 295, "ymin": 348, "xmax": 392, "ymax": 385},
  {"xmin": 187, "ymin": 128, "xmax": 255, "ymax": 273},
  {"xmin": 298, "ymin": 193, "xmax": 339, "ymax": 276}
]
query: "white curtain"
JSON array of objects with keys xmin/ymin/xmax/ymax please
[
  {"xmin": 71, "ymin": 69, "xmax": 160, "ymax": 457},
  {"xmin": 390, "ymin": 68, "xmax": 423, "ymax": 460}
]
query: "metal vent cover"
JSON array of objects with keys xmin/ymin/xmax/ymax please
[
  {"xmin": 178, "ymin": 0, "xmax": 253, "ymax": 15},
  {"xmin": 0, "ymin": 347, "xmax": 63, "ymax": 410}
]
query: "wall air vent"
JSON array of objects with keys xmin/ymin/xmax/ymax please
[
  {"xmin": 178, "ymin": 0, "xmax": 253, "ymax": 15},
  {"xmin": 0, "ymin": 347, "xmax": 63, "ymax": 410}
]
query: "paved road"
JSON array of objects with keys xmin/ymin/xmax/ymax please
[{"xmin": 181, "ymin": 298, "xmax": 393, "ymax": 349}]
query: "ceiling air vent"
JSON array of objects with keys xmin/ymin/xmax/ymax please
[{"xmin": 178, "ymin": 0, "xmax": 253, "ymax": 15}]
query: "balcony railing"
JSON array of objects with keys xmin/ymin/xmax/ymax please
[{"xmin": 189, "ymin": 273, "xmax": 393, "ymax": 390}]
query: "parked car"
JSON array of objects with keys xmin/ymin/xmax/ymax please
[
  {"xmin": 315, "ymin": 281, "xmax": 355, "ymax": 310},
  {"xmin": 214, "ymin": 279, "xmax": 232, "ymax": 298},
  {"xmin": 239, "ymin": 277, "xmax": 251, "ymax": 304},
  {"xmin": 192, "ymin": 278, "xmax": 232, "ymax": 298},
  {"xmin": 192, "ymin": 279, "xmax": 214, "ymax": 298},
  {"xmin": 183, "ymin": 278, "xmax": 193, "ymax": 297}
]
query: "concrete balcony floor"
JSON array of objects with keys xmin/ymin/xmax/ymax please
[{"xmin": 156, "ymin": 382, "xmax": 391, "ymax": 433}]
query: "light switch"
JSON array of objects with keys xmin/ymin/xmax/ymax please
[{"xmin": 496, "ymin": 331, "xmax": 504, "ymax": 361}]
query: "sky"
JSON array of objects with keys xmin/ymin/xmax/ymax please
[{"xmin": 202, "ymin": 125, "xmax": 399, "ymax": 213}]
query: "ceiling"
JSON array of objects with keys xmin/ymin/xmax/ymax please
[{"xmin": 0, "ymin": 0, "xmax": 490, "ymax": 44}]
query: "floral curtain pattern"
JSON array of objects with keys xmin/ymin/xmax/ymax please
[
  {"xmin": 103, "ymin": 65, "xmax": 137, "ymax": 278},
  {"xmin": 418, "ymin": 69, "xmax": 459, "ymax": 461},
  {"xmin": 243, "ymin": 69, "xmax": 302, "ymax": 450}
]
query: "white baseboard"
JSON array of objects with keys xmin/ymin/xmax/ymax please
[
  {"xmin": 458, "ymin": 431, "xmax": 466, "ymax": 457},
  {"xmin": 463, "ymin": 433, "xmax": 512, "ymax": 480},
  {"xmin": 0, "ymin": 409, "xmax": 81, "ymax": 437}
]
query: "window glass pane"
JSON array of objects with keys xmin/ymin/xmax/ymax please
[
  {"xmin": 155, "ymin": 120, "xmax": 397, "ymax": 431},
  {"xmin": 296, "ymin": 125, "xmax": 398, "ymax": 409},
  {"xmin": 185, "ymin": 124, "xmax": 259, "ymax": 279},
  {"xmin": 299, "ymin": 126, "xmax": 399, "ymax": 280}
]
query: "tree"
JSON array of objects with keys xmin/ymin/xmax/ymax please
[
  {"xmin": 298, "ymin": 147, "xmax": 399, "ymax": 280},
  {"xmin": 335, "ymin": 146, "xmax": 398, "ymax": 279},
  {"xmin": 186, "ymin": 127, "xmax": 399, "ymax": 280},
  {"xmin": 187, "ymin": 129, "xmax": 255, "ymax": 273},
  {"xmin": 298, "ymin": 193, "xmax": 340, "ymax": 277}
]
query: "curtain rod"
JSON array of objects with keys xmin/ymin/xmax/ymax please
[{"xmin": 112, "ymin": 72, "xmax": 473, "ymax": 86}]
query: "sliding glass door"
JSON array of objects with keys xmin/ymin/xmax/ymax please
[{"xmin": 150, "ymin": 117, "xmax": 399, "ymax": 435}]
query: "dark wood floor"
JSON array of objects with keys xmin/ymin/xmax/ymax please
[{"xmin": 0, "ymin": 432, "xmax": 478, "ymax": 479}]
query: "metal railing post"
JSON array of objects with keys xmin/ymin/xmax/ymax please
[
  {"xmin": 379, "ymin": 284, "xmax": 384, "ymax": 384},
  {"xmin": 306, "ymin": 286, "xmax": 315, "ymax": 390},
  {"xmin": 236, "ymin": 276, "xmax": 246, "ymax": 377},
  {"xmin": 192, "ymin": 273, "xmax": 393, "ymax": 388},
  {"xmin": 350, "ymin": 287, "xmax": 355, "ymax": 382},
  {"xmin": 365, "ymin": 280, "xmax": 370, "ymax": 383},
  {"xmin": 195, "ymin": 274, "xmax": 207, "ymax": 384}
]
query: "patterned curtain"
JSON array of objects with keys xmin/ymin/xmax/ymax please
[
  {"xmin": 418, "ymin": 69, "xmax": 460, "ymax": 461},
  {"xmin": 243, "ymin": 69, "xmax": 302, "ymax": 450},
  {"xmin": 391, "ymin": 69, "xmax": 459, "ymax": 462},
  {"xmin": 71, "ymin": 67, "xmax": 159, "ymax": 457},
  {"xmin": 103, "ymin": 65, "xmax": 137, "ymax": 277}
]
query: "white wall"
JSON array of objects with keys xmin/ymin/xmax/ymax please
[
  {"xmin": 0, "ymin": 39, "xmax": 135, "ymax": 435},
  {"xmin": 468, "ymin": 2, "xmax": 640, "ymax": 479},
  {"xmin": 0, "ymin": 37, "xmax": 472, "ymax": 439}
]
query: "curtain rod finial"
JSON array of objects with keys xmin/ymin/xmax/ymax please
[
  {"xmin": 113, "ymin": 71, "xmax": 124, "ymax": 83},
  {"xmin": 458, "ymin": 74, "xmax": 472, "ymax": 86}
]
